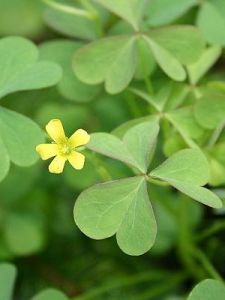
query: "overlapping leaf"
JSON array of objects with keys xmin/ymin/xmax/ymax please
[
  {"xmin": 0, "ymin": 107, "xmax": 44, "ymax": 182},
  {"xmin": 39, "ymin": 40, "xmax": 100, "ymax": 102},
  {"xmin": 74, "ymin": 176, "xmax": 157, "ymax": 256},
  {"xmin": 87, "ymin": 121, "xmax": 159, "ymax": 173},
  {"xmin": 0, "ymin": 37, "xmax": 62, "ymax": 99},
  {"xmin": 150, "ymin": 149, "xmax": 222, "ymax": 208}
]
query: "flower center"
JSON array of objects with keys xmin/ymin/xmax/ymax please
[{"xmin": 58, "ymin": 142, "xmax": 72, "ymax": 156}]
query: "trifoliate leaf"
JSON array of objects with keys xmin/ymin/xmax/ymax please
[
  {"xmin": 73, "ymin": 35, "xmax": 136, "ymax": 94},
  {"xmin": 88, "ymin": 121, "xmax": 159, "ymax": 173},
  {"xmin": 150, "ymin": 149, "xmax": 223, "ymax": 208},
  {"xmin": 74, "ymin": 176, "xmax": 157, "ymax": 256},
  {"xmin": 0, "ymin": 37, "xmax": 62, "ymax": 99},
  {"xmin": 39, "ymin": 40, "xmax": 100, "ymax": 102}
]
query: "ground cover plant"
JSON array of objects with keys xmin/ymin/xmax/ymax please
[{"xmin": 0, "ymin": 0, "xmax": 225, "ymax": 299}]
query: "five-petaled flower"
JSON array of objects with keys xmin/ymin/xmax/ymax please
[{"xmin": 36, "ymin": 119, "xmax": 90, "ymax": 174}]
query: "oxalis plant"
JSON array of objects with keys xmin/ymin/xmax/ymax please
[{"xmin": 1, "ymin": 0, "xmax": 225, "ymax": 299}]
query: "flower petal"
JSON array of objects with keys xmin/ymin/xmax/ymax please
[
  {"xmin": 69, "ymin": 129, "xmax": 90, "ymax": 148},
  {"xmin": 48, "ymin": 155, "xmax": 66, "ymax": 174},
  {"xmin": 36, "ymin": 144, "xmax": 58, "ymax": 160},
  {"xmin": 68, "ymin": 151, "xmax": 85, "ymax": 170},
  {"xmin": 46, "ymin": 119, "xmax": 66, "ymax": 144}
]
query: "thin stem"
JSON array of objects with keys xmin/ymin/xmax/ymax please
[
  {"xmin": 86, "ymin": 152, "xmax": 112, "ymax": 182},
  {"xmin": 194, "ymin": 220, "xmax": 225, "ymax": 242},
  {"xmin": 71, "ymin": 270, "xmax": 174, "ymax": 300},
  {"xmin": 42, "ymin": 0, "xmax": 93, "ymax": 19},
  {"xmin": 207, "ymin": 119, "xmax": 225, "ymax": 148},
  {"xmin": 190, "ymin": 246, "xmax": 224, "ymax": 282}
]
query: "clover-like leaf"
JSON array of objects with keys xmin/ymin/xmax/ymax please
[
  {"xmin": 0, "ymin": 36, "xmax": 62, "ymax": 99},
  {"xmin": 149, "ymin": 26, "xmax": 205, "ymax": 65},
  {"xmin": 187, "ymin": 279, "xmax": 225, "ymax": 300},
  {"xmin": 94, "ymin": 0, "xmax": 148, "ymax": 30},
  {"xmin": 194, "ymin": 93, "xmax": 225, "ymax": 129},
  {"xmin": 0, "ymin": 263, "xmax": 17, "ymax": 300},
  {"xmin": 147, "ymin": 0, "xmax": 197, "ymax": 26},
  {"xmin": 197, "ymin": 1, "xmax": 225, "ymax": 46},
  {"xmin": 0, "ymin": 107, "xmax": 44, "ymax": 182},
  {"xmin": 88, "ymin": 121, "xmax": 159, "ymax": 173},
  {"xmin": 150, "ymin": 149, "xmax": 223, "ymax": 208},
  {"xmin": 187, "ymin": 46, "xmax": 221, "ymax": 85},
  {"xmin": 73, "ymin": 35, "xmax": 136, "ymax": 94},
  {"xmin": 32, "ymin": 288, "xmax": 69, "ymax": 300},
  {"xmin": 74, "ymin": 176, "xmax": 157, "ymax": 256},
  {"xmin": 39, "ymin": 40, "xmax": 100, "ymax": 102}
]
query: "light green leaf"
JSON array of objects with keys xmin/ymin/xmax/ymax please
[
  {"xmin": 88, "ymin": 121, "xmax": 159, "ymax": 173},
  {"xmin": 187, "ymin": 279, "xmax": 225, "ymax": 300},
  {"xmin": 4, "ymin": 214, "xmax": 44, "ymax": 256},
  {"xmin": 0, "ymin": 37, "xmax": 62, "ymax": 99},
  {"xmin": 149, "ymin": 26, "xmax": 205, "ymax": 65},
  {"xmin": 39, "ymin": 40, "xmax": 100, "ymax": 102},
  {"xmin": 150, "ymin": 149, "xmax": 223, "ymax": 208},
  {"xmin": 73, "ymin": 35, "xmax": 136, "ymax": 94},
  {"xmin": 32, "ymin": 288, "xmax": 69, "ymax": 300},
  {"xmin": 0, "ymin": 263, "xmax": 17, "ymax": 300},
  {"xmin": 187, "ymin": 46, "xmax": 222, "ymax": 84},
  {"xmin": 197, "ymin": 1, "xmax": 225, "ymax": 46},
  {"xmin": 44, "ymin": 7, "xmax": 98, "ymax": 40},
  {"xmin": 0, "ymin": 107, "xmax": 44, "ymax": 167},
  {"xmin": 194, "ymin": 94, "xmax": 225, "ymax": 129},
  {"xmin": 94, "ymin": 0, "xmax": 148, "ymax": 30},
  {"xmin": 144, "ymin": 37, "xmax": 186, "ymax": 81},
  {"xmin": 147, "ymin": 0, "xmax": 197, "ymax": 26},
  {"xmin": 74, "ymin": 177, "xmax": 157, "ymax": 256}
]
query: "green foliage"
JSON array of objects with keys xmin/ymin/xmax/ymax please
[{"xmin": 0, "ymin": 0, "xmax": 225, "ymax": 298}]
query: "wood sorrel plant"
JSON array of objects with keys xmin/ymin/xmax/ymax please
[{"xmin": 1, "ymin": 0, "xmax": 225, "ymax": 299}]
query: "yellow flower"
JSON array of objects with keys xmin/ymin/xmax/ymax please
[{"xmin": 36, "ymin": 119, "xmax": 90, "ymax": 174}]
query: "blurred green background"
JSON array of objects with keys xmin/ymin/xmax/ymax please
[{"xmin": 0, "ymin": 1, "xmax": 225, "ymax": 299}]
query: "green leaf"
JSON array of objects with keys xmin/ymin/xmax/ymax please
[
  {"xmin": 147, "ymin": 0, "xmax": 197, "ymax": 26},
  {"xmin": 94, "ymin": 0, "xmax": 148, "ymax": 30},
  {"xmin": 150, "ymin": 149, "xmax": 223, "ymax": 208},
  {"xmin": 0, "ymin": 136, "xmax": 10, "ymax": 182},
  {"xmin": 39, "ymin": 40, "xmax": 100, "ymax": 102},
  {"xmin": 0, "ymin": 107, "xmax": 44, "ymax": 167},
  {"xmin": 74, "ymin": 176, "xmax": 157, "ymax": 256},
  {"xmin": 194, "ymin": 93, "xmax": 225, "ymax": 129},
  {"xmin": 88, "ymin": 121, "xmax": 159, "ymax": 173},
  {"xmin": 44, "ymin": 7, "xmax": 98, "ymax": 40},
  {"xmin": 0, "ymin": 263, "xmax": 17, "ymax": 300},
  {"xmin": 149, "ymin": 26, "xmax": 205, "ymax": 65},
  {"xmin": 144, "ymin": 36, "xmax": 186, "ymax": 81},
  {"xmin": 0, "ymin": 37, "xmax": 62, "ymax": 99},
  {"xmin": 187, "ymin": 279, "xmax": 225, "ymax": 300},
  {"xmin": 0, "ymin": 0, "xmax": 44, "ymax": 37},
  {"xmin": 32, "ymin": 288, "xmax": 69, "ymax": 300},
  {"xmin": 197, "ymin": 1, "xmax": 225, "ymax": 46},
  {"xmin": 73, "ymin": 35, "xmax": 136, "ymax": 94},
  {"xmin": 4, "ymin": 214, "xmax": 45, "ymax": 256},
  {"xmin": 187, "ymin": 46, "xmax": 222, "ymax": 84}
]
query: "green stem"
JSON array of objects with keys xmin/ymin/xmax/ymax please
[
  {"xmin": 125, "ymin": 91, "xmax": 143, "ymax": 118},
  {"xmin": 71, "ymin": 270, "xmax": 174, "ymax": 300},
  {"xmin": 42, "ymin": 0, "xmax": 93, "ymax": 19},
  {"xmin": 190, "ymin": 246, "xmax": 224, "ymax": 282},
  {"xmin": 86, "ymin": 152, "xmax": 112, "ymax": 182},
  {"xmin": 137, "ymin": 272, "xmax": 188, "ymax": 300},
  {"xmin": 194, "ymin": 220, "xmax": 225, "ymax": 242},
  {"xmin": 147, "ymin": 176, "xmax": 169, "ymax": 187},
  {"xmin": 207, "ymin": 120, "xmax": 225, "ymax": 148}
]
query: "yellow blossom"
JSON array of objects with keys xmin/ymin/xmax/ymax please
[{"xmin": 36, "ymin": 119, "xmax": 90, "ymax": 174}]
